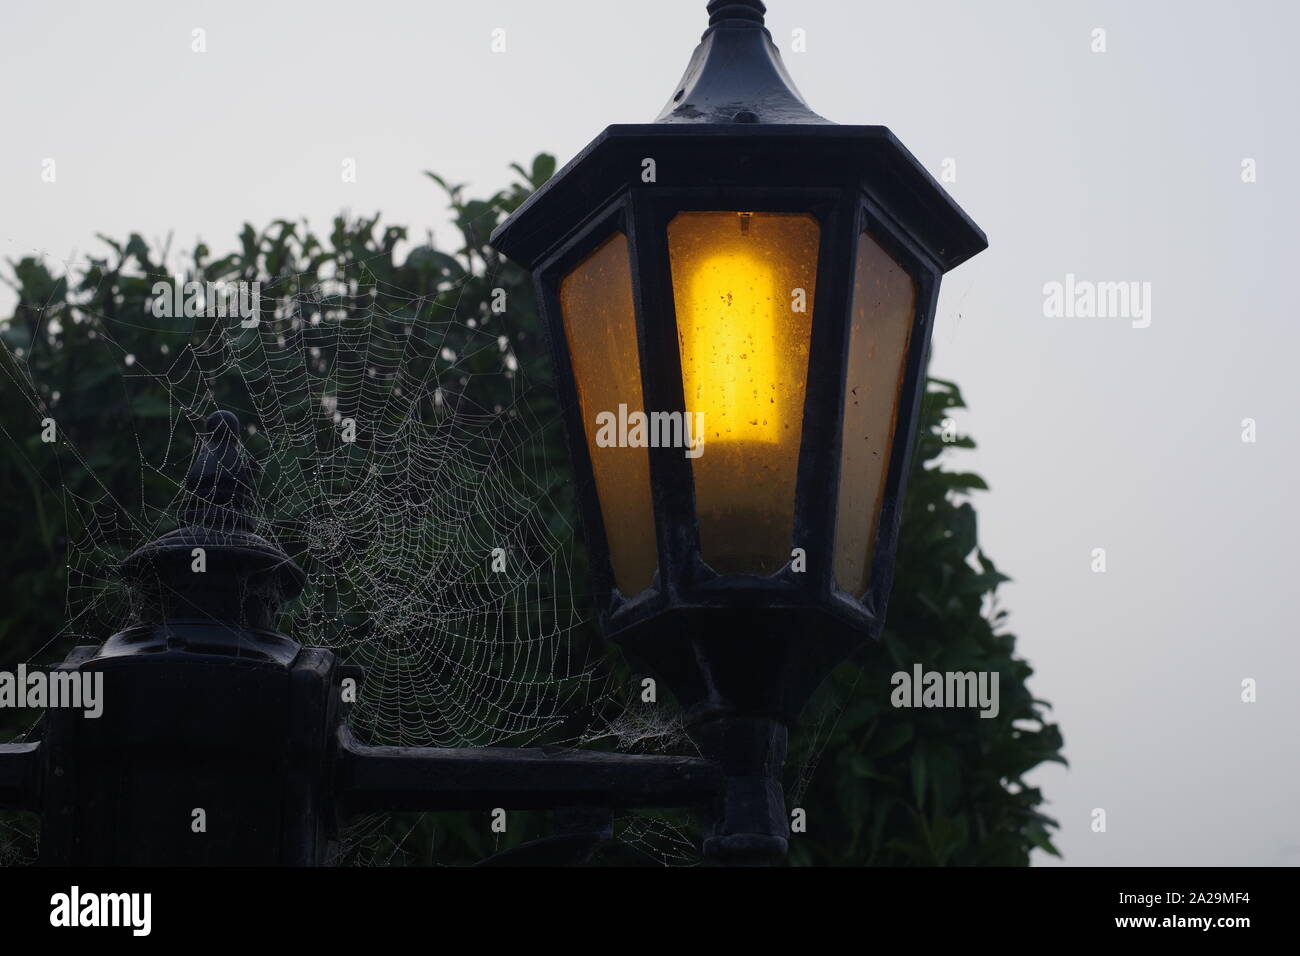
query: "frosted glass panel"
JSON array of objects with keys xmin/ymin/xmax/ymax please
[
  {"xmin": 560, "ymin": 233, "xmax": 657, "ymax": 595},
  {"xmin": 833, "ymin": 231, "xmax": 917, "ymax": 597}
]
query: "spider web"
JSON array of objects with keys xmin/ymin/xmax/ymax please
[{"xmin": 0, "ymin": 234, "xmax": 698, "ymax": 866}]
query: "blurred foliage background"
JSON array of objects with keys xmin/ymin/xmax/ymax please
[{"xmin": 0, "ymin": 155, "xmax": 1063, "ymax": 866}]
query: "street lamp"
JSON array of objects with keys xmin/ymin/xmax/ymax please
[
  {"xmin": 491, "ymin": 0, "xmax": 986, "ymax": 858},
  {"xmin": 0, "ymin": 0, "xmax": 988, "ymax": 868}
]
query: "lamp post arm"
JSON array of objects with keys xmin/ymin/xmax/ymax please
[
  {"xmin": 0, "ymin": 742, "xmax": 41, "ymax": 813},
  {"xmin": 333, "ymin": 725, "xmax": 723, "ymax": 817}
]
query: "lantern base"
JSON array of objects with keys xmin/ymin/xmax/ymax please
[{"xmin": 612, "ymin": 602, "xmax": 868, "ymax": 723}]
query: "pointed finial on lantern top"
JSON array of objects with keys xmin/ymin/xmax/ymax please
[{"xmin": 655, "ymin": 0, "xmax": 828, "ymax": 125}]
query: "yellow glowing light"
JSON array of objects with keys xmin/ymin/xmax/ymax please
[
  {"xmin": 677, "ymin": 245, "xmax": 781, "ymax": 444},
  {"xmin": 667, "ymin": 210, "xmax": 818, "ymax": 575}
]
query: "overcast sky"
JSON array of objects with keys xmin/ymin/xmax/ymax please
[{"xmin": 2, "ymin": 0, "xmax": 1297, "ymax": 866}]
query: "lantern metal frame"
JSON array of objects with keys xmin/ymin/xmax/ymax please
[{"xmin": 493, "ymin": 122, "xmax": 985, "ymax": 721}]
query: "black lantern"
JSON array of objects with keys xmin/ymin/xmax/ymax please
[{"xmin": 491, "ymin": 0, "xmax": 986, "ymax": 858}]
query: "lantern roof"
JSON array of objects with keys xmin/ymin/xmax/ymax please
[
  {"xmin": 654, "ymin": 0, "xmax": 830, "ymax": 126},
  {"xmin": 491, "ymin": 125, "xmax": 987, "ymax": 274},
  {"xmin": 491, "ymin": 0, "xmax": 985, "ymax": 273}
]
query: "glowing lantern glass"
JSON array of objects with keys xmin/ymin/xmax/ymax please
[{"xmin": 669, "ymin": 210, "xmax": 818, "ymax": 575}]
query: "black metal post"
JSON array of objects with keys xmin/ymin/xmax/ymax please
[
  {"xmin": 0, "ymin": 743, "xmax": 39, "ymax": 813},
  {"xmin": 695, "ymin": 715, "xmax": 788, "ymax": 864}
]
